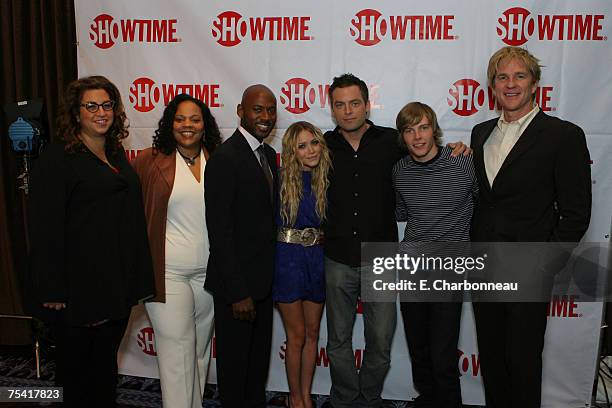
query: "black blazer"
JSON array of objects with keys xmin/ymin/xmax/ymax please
[
  {"xmin": 470, "ymin": 111, "xmax": 591, "ymax": 243},
  {"xmin": 204, "ymin": 130, "xmax": 278, "ymax": 304},
  {"xmin": 28, "ymin": 143, "xmax": 155, "ymax": 325}
]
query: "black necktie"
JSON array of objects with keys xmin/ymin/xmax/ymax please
[{"xmin": 256, "ymin": 145, "xmax": 273, "ymax": 201}]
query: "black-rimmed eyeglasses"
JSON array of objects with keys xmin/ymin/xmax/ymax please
[{"xmin": 80, "ymin": 101, "xmax": 115, "ymax": 113}]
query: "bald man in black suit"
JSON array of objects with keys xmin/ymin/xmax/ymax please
[{"xmin": 205, "ymin": 85, "xmax": 278, "ymax": 408}]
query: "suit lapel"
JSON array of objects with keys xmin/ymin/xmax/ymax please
[
  {"xmin": 496, "ymin": 111, "xmax": 546, "ymax": 179},
  {"xmin": 232, "ymin": 131, "xmax": 274, "ymax": 206},
  {"xmin": 474, "ymin": 119, "xmax": 497, "ymax": 192},
  {"xmin": 264, "ymin": 144, "xmax": 278, "ymax": 205}
]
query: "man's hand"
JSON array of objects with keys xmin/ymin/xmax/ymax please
[
  {"xmin": 447, "ymin": 141, "xmax": 472, "ymax": 157},
  {"xmin": 43, "ymin": 302, "xmax": 66, "ymax": 310},
  {"xmin": 232, "ymin": 297, "xmax": 255, "ymax": 322}
]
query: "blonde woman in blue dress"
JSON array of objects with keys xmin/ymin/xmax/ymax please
[{"xmin": 274, "ymin": 121, "xmax": 332, "ymax": 408}]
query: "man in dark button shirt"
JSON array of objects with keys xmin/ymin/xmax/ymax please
[{"xmin": 323, "ymin": 74, "xmax": 468, "ymax": 408}]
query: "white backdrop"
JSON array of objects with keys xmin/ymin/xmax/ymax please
[
  {"xmin": 118, "ymin": 299, "xmax": 604, "ymax": 406},
  {"xmin": 74, "ymin": 1, "xmax": 612, "ymax": 406}
]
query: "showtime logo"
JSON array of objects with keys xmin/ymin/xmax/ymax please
[
  {"xmin": 279, "ymin": 78, "xmax": 330, "ymax": 114},
  {"xmin": 447, "ymin": 78, "xmax": 554, "ymax": 116},
  {"xmin": 212, "ymin": 11, "xmax": 312, "ymax": 47},
  {"xmin": 136, "ymin": 327, "xmax": 156, "ymax": 356},
  {"xmin": 547, "ymin": 295, "xmax": 582, "ymax": 318},
  {"xmin": 89, "ymin": 14, "xmax": 179, "ymax": 49},
  {"xmin": 279, "ymin": 344, "xmax": 365, "ymax": 369},
  {"xmin": 280, "ymin": 80, "xmax": 384, "ymax": 114},
  {"xmin": 129, "ymin": 77, "xmax": 221, "ymax": 113},
  {"xmin": 350, "ymin": 9, "xmax": 456, "ymax": 46},
  {"xmin": 125, "ymin": 149, "xmax": 143, "ymax": 162},
  {"xmin": 458, "ymin": 349, "xmax": 480, "ymax": 377},
  {"xmin": 497, "ymin": 7, "xmax": 606, "ymax": 46}
]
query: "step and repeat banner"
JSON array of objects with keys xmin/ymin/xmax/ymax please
[
  {"xmin": 119, "ymin": 299, "xmax": 604, "ymax": 407},
  {"xmin": 74, "ymin": 1, "xmax": 611, "ymax": 406}
]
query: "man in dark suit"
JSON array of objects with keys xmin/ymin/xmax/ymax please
[
  {"xmin": 204, "ymin": 84, "xmax": 278, "ymax": 407},
  {"xmin": 470, "ymin": 46, "xmax": 591, "ymax": 408}
]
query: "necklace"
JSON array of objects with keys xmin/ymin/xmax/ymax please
[{"xmin": 176, "ymin": 148, "xmax": 199, "ymax": 166}]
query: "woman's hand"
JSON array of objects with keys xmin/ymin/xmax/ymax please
[{"xmin": 43, "ymin": 302, "xmax": 66, "ymax": 310}]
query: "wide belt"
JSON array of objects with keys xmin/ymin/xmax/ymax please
[{"xmin": 277, "ymin": 227, "xmax": 324, "ymax": 247}]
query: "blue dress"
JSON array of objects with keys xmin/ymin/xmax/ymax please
[{"xmin": 273, "ymin": 171, "xmax": 325, "ymax": 303}]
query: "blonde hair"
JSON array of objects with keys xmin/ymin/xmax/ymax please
[
  {"xmin": 280, "ymin": 121, "xmax": 332, "ymax": 226},
  {"xmin": 487, "ymin": 46, "xmax": 542, "ymax": 100}
]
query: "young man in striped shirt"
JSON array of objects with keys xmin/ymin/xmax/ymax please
[{"xmin": 392, "ymin": 102, "xmax": 477, "ymax": 408}]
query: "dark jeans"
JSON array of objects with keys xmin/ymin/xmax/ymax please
[{"xmin": 400, "ymin": 302, "xmax": 462, "ymax": 408}]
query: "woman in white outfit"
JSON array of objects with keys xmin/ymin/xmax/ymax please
[{"xmin": 133, "ymin": 93, "xmax": 222, "ymax": 408}]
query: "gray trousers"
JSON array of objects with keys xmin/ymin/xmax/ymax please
[{"xmin": 325, "ymin": 257, "xmax": 397, "ymax": 408}]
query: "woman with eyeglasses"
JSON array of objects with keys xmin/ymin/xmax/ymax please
[
  {"xmin": 132, "ymin": 94, "xmax": 222, "ymax": 408},
  {"xmin": 28, "ymin": 75, "xmax": 155, "ymax": 408}
]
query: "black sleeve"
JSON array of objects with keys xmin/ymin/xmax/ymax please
[
  {"xmin": 116, "ymin": 148, "xmax": 155, "ymax": 303},
  {"xmin": 551, "ymin": 123, "xmax": 592, "ymax": 242},
  {"xmin": 204, "ymin": 150, "xmax": 248, "ymax": 302},
  {"xmin": 392, "ymin": 165, "xmax": 408, "ymax": 222},
  {"xmin": 28, "ymin": 144, "xmax": 69, "ymax": 302}
]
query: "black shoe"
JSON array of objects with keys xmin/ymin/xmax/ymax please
[{"xmin": 269, "ymin": 393, "xmax": 290, "ymax": 406}]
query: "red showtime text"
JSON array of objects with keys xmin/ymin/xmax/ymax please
[
  {"xmin": 212, "ymin": 11, "xmax": 312, "ymax": 47},
  {"xmin": 547, "ymin": 295, "xmax": 582, "ymax": 318},
  {"xmin": 89, "ymin": 14, "xmax": 179, "ymax": 49},
  {"xmin": 458, "ymin": 349, "xmax": 480, "ymax": 377},
  {"xmin": 448, "ymin": 78, "xmax": 554, "ymax": 116},
  {"xmin": 497, "ymin": 7, "xmax": 606, "ymax": 46},
  {"xmin": 137, "ymin": 327, "xmax": 157, "ymax": 356},
  {"xmin": 350, "ymin": 9, "xmax": 456, "ymax": 46},
  {"xmin": 129, "ymin": 77, "xmax": 221, "ymax": 113}
]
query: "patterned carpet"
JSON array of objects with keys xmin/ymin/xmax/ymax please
[
  {"xmin": 0, "ymin": 345, "xmax": 481, "ymax": 407},
  {"xmin": 0, "ymin": 345, "xmax": 400, "ymax": 407}
]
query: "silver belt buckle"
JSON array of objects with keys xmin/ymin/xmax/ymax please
[{"xmin": 300, "ymin": 228, "xmax": 318, "ymax": 247}]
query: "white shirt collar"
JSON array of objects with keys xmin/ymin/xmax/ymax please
[
  {"xmin": 238, "ymin": 126, "xmax": 264, "ymax": 152},
  {"xmin": 497, "ymin": 104, "xmax": 540, "ymax": 129}
]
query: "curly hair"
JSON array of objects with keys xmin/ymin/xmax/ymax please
[
  {"xmin": 280, "ymin": 121, "xmax": 332, "ymax": 227},
  {"xmin": 57, "ymin": 75, "xmax": 128, "ymax": 152},
  {"xmin": 152, "ymin": 94, "xmax": 222, "ymax": 155}
]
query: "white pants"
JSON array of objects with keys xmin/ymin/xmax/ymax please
[{"xmin": 145, "ymin": 267, "xmax": 214, "ymax": 408}]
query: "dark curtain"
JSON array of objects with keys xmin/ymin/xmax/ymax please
[{"xmin": 0, "ymin": 0, "xmax": 77, "ymax": 344}]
